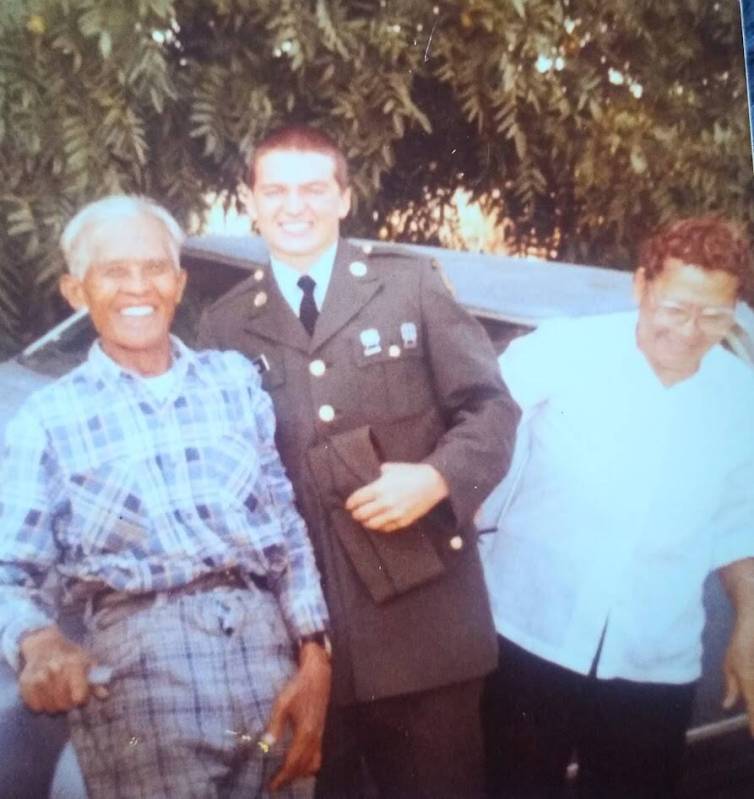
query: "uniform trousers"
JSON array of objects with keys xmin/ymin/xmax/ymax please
[
  {"xmin": 68, "ymin": 583, "xmax": 312, "ymax": 799},
  {"xmin": 482, "ymin": 636, "xmax": 696, "ymax": 799},
  {"xmin": 315, "ymin": 678, "xmax": 485, "ymax": 799}
]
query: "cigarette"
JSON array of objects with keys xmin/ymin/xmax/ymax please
[{"xmin": 256, "ymin": 732, "xmax": 276, "ymax": 755}]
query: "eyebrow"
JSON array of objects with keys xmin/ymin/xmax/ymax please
[
  {"xmin": 658, "ymin": 299, "xmax": 734, "ymax": 311},
  {"xmin": 97, "ymin": 258, "xmax": 173, "ymax": 269},
  {"xmin": 259, "ymin": 180, "xmax": 330, "ymax": 190}
]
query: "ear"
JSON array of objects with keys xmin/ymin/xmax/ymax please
[
  {"xmin": 338, "ymin": 187, "xmax": 352, "ymax": 220},
  {"xmin": 59, "ymin": 273, "xmax": 87, "ymax": 311},
  {"xmin": 175, "ymin": 268, "xmax": 188, "ymax": 304},
  {"xmin": 633, "ymin": 267, "xmax": 647, "ymax": 305},
  {"xmin": 239, "ymin": 183, "xmax": 257, "ymax": 222}
]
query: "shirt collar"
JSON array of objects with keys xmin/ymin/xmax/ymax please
[
  {"xmin": 269, "ymin": 241, "xmax": 338, "ymax": 312},
  {"xmin": 87, "ymin": 335, "xmax": 200, "ymax": 384}
]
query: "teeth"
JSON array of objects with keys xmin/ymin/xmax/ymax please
[
  {"xmin": 281, "ymin": 222, "xmax": 310, "ymax": 232},
  {"xmin": 121, "ymin": 306, "xmax": 154, "ymax": 317}
]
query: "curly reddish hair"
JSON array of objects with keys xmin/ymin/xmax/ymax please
[
  {"xmin": 639, "ymin": 216, "xmax": 752, "ymax": 299},
  {"xmin": 248, "ymin": 125, "xmax": 349, "ymax": 190}
]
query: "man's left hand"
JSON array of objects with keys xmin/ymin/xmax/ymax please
[
  {"xmin": 264, "ymin": 641, "xmax": 331, "ymax": 791},
  {"xmin": 345, "ymin": 462, "xmax": 449, "ymax": 533},
  {"xmin": 722, "ymin": 619, "xmax": 754, "ymax": 735}
]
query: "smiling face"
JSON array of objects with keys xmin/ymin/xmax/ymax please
[
  {"xmin": 246, "ymin": 149, "xmax": 351, "ymax": 271},
  {"xmin": 634, "ymin": 257, "xmax": 739, "ymax": 385},
  {"xmin": 60, "ymin": 213, "xmax": 186, "ymax": 375}
]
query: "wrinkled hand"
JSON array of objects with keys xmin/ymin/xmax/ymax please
[
  {"xmin": 722, "ymin": 620, "xmax": 754, "ymax": 735},
  {"xmin": 264, "ymin": 642, "xmax": 331, "ymax": 791},
  {"xmin": 345, "ymin": 462, "xmax": 449, "ymax": 533},
  {"xmin": 18, "ymin": 625, "xmax": 107, "ymax": 714}
]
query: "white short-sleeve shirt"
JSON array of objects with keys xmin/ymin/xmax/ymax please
[{"xmin": 481, "ymin": 311, "xmax": 754, "ymax": 684}]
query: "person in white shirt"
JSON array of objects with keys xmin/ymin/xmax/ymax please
[{"xmin": 480, "ymin": 215, "xmax": 754, "ymax": 798}]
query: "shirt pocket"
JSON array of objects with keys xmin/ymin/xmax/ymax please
[
  {"xmin": 351, "ymin": 327, "xmax": 434, "ymax": 420},
  {"xmin": 185, "ymin": 429, "xmax": 273, "ymax": 551},
  {"xmin": 65, "ymin": 454, "xmax": 151, "ymax": 556},
  {"xmin": 194, "ymin": 429, "xmax": 261, "ymax": 507}
]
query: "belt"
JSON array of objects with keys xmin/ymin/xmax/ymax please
[{"xmin": 91, "ymin": 568, "xmax": 251, "ymax": 615}]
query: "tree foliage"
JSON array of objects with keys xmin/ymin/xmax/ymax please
[{"xmin": 1, "ymin": 0, "xmax": 752, "ymax": 353}]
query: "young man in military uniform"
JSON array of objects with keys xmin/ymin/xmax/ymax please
[{"xmin": 198, "ymin": 125, "xmax": 518, "ymax": 798}]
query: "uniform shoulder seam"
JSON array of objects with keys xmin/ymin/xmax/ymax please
[{"xmin": 349, "ymin": 240, "xmax": 432, "ymax": 265}]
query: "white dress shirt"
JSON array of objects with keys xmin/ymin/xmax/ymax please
[
  {"xmin": 269, "ymin": 243, "xmax": 337, "ymax": 316},
  {"xmin": 481, "ymin": 311, "xmax": 754, "ymax": 684}
]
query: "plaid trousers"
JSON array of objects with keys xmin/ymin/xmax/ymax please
[{"xmin": 68, "ymin": 583, "xmax": 313, "ymax": 799}]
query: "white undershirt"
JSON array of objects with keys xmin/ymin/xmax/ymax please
[
  {"xmin": 269, "ymin": 243, "xmax": 337, "ymax": 316},
  {"xmin": 141, "ymin": 369, "xmax": 178, "ymax": 402}
]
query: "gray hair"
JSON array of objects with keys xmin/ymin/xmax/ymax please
[{"xmin": 60, "ymin": 195, "xmax": 185, "ymax": 278}]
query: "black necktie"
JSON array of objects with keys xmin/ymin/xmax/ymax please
[{"xmin": 297, "ymin": 275, "xmax": 319, "ymax": 336}]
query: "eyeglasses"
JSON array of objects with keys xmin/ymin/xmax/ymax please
[{"xmin": 652, "ymin": 297, "xmax": 736, "ymax": 334}]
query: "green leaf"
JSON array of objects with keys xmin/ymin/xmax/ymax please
[
  {"xmin": 0, "ymin": 0, "xmax": 752, "ymax": 348},
  {"xmin": 99, "ymin": 30, "xmax": 112, "ymax": 59},
  {"xmin": 630, "ymin": 146, "xmax": 648, "ymax": 174}
]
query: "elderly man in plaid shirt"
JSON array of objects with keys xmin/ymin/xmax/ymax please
[{"xmin": 0, "ymin": 195, "xmax": 331, "ymax": 799}]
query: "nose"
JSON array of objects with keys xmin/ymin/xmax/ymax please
[
  {"xmin": 121, "ymin": 265, "xmax": 150, "ymax": 293},
  {"xmin": 282, "ymin": 189, "xmax": 305, "ymax": 214},
  {"xmin": 674, "ymin": 314, "xmax": 704, "ymax": 340}
]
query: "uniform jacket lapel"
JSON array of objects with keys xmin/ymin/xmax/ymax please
[
  {"xmin": 241, "ymin": 266, "xmax": 311, "ymax": 352},
  {"xmin": 310, "ymin": 240, "xmax": 382, "ymax": 351}
]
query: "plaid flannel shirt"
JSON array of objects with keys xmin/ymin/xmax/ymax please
[{"xmin": 0, "ymin": 337, "xmax": 328, "ymax": 668}]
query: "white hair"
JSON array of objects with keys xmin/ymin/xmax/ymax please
[{"xmin": 60, "ymin": 195, "xmax": 185, "ymax": 278}]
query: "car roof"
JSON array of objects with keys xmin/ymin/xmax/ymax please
[
  {"xmin": 183, "ymin": 234, "xmax": 636, "ymax": 325},
  {"xmin": 183, "ymin": 234, "xmax": 754, "ymax": 361},
  {"xmin": 8, "ymin": 232, "xmax": 754, "ymax": 381}
]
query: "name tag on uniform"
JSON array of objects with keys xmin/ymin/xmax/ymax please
[{"xmin": 251, "ymin": 354, "xmax": 270, "ymax": 375}]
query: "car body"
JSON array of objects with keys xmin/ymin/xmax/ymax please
[{"xmin": 0, "ymin": 234, "xmax": 752, "ymax": 798}]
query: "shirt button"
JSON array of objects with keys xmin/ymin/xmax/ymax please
[
  {"xmin": 449, "ymin": 535, "xmax": 464, "ymax": 551},
  {"xmin": 309, "ymin": 359, "xmax": 326, "ymax": 377},
  {"xmin": 388, "ymin": 345, "xmax": 401, "ymax": 358},
  {"xmin": 318, "ymin": 404, "xmax": 335, "ymax": 423}
]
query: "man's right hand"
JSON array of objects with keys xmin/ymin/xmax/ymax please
[
  {"xmin": 18, "ymin": 625, "xmax": 106, "ymax": 714},
  {"xmin": 263, "ymin": 640, "xmax": 331, "ymax": 791},
  {"xmin": 345, "ymin": 462, "xmax": 449, "ymax": 533}
]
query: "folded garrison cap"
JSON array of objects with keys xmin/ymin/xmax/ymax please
[{"xmin": 308, "ymin": 426, "xmax": 446, "ymax": 604}]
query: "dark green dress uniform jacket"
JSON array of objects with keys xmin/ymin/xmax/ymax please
[{"xmin": 197, "ymin": 238, "xmax": 519, "ymax": 705}]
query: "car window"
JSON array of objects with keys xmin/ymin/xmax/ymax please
[{"xmin": 16, "ymin": 257, "xmax": 249, "ymax": 378}]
